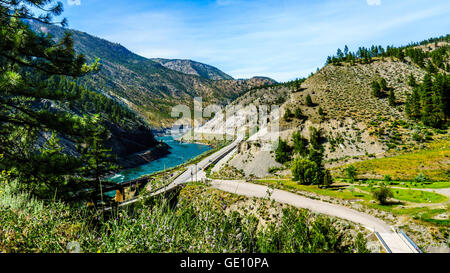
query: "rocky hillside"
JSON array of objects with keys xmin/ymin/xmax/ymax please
[
  {"xmin": 26, "ymin": 20, "xmax": 276, "ymax": 128},
  {"xmin": 36, "ymin": 78, "xmax": 169, "ymax": 169},
  {"xmin": 151, "ymin": 58, "xmax": 234, "ymax": 80},
  {"xmin": 192, "ymin": 40, "xmax": 449, "ymax": 178}
]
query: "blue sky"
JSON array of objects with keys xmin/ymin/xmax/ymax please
[{"xmin": 61, "ymin": 0, "xmax": 450, "ymax": 81}]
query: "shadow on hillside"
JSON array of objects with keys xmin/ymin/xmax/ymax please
[{"xmin": 380, "ymin": 200, "xmax": 404, "ymax": 206}]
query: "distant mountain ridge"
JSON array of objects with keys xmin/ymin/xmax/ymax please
[
  {"xmin": 26, "ymin": 20, "xmax": 276, "ymax": 128},
  {"xmin": 151, "ymin": 58, "xmax": 234, "ymax": 80}
]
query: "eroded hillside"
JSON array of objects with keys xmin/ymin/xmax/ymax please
[
  {"xmin": 192, "ymin": 41, "xmax": 449, "ymax": 179},
  {"xmin": 26, "ymin": 20, "xmax": 276, "ymax": 128}
]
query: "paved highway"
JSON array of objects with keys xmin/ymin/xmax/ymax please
[
  {"xmin": 112, "ymin": 134, "xmax": 418, "ymax": 253},
  {"xmin": 208, "ymin": 179, "xmax": 418, "ymax": 253},
  {"xmin": 116, "ymin": 135, "xmax": 244, "ymax": 207}
]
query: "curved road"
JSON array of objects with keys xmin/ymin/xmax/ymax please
[
  {"xmin": 116, "ymin": 135, "xmax": 244, "ymax": 207},
  {"xmin": 211, "ymin": 179, "xmax": 391, "ymax": 232},
  {"xmin": 209, "ymin": 179, "xmax": 419, "ymax": 253},
  {"xmin": 117, "ymin": 135, "xmax": 418, "ymax": 253}
]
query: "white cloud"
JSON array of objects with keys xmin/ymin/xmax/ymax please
[
  {"xmin": 366, "ymin": 0, "xmax": 381, "ymax": 6},
  {"xmin": 67, "ymin": 0, "xmax": 81, "ymax": 6},
  {"xmin": 75, "ymin": 0, "xmax": 449, "ymax": 82}
]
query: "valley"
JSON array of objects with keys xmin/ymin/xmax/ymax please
[{"xmin": 0, "ymin": 0, "xmax": 449, "ymax": 256}]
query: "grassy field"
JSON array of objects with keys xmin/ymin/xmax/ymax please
[
  {"xmin": 339, "ymin": 178, "xmax": 450, "ymax": 189},
  {"xmin": 368, "ymin": 203, "xmax": 450, "ymax": 227},
  {"xmin": 356, "ymin": 186, "xmax": 447, "ymax": 204},
  {"xmin": 256, "ymin": 179, "xmax": 447, "ymax": 204},
  {"xmin": 335, "ymin": 139, "xmax": 450, "ymax": 181},
  {"xmin": 254, "ymin": 179, "xmax": 449, "ymax": 228},
  {"xmin": 255, "ymin": 179, "xmax": 372, "ymax": 200}
]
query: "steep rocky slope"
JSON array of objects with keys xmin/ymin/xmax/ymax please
[
  {"xmin": 151, "ymin": 58, "xmax": 234, "ymax": 80},
  {"xmin": 191, "ymin": 42, "xmax": 449, "ymax": 178},
  {"xmin": 34, "ymin": 84, "xmax": 169, "ymax": 169},
  {"xmin": 26, "ymin": 20, "xmax": 276, "ymax": 128}
]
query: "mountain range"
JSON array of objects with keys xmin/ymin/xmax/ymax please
[{"xmin": 26, "ymin": 20, "xmax": 276, "ymax": 128}]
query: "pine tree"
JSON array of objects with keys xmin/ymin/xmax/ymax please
[
  {"xmin": 294, "ymin": 107, "xmax": 303, "ymax": 119},
  {"xmin": 305, "ymin": 94, "xmax": 314, "ymax": 107},
  {"xmin": 407, "ymin": 87, "xmax": 422, "ymax": 119},
  {"xmin": 275, "ymin": 138, "xmax": 291, "ymax": 164},
  {"xmin": 388, "ymin": 89, "xmax": 396, "ymax": 106},
  {"xmin": 380, "ymin": 78, "xmax": 388, "ymax": 91},
  {"xmin": 318, "ymin": 107, "xmax": 325, "ymax": 117},
  {"xmin": 420, "ymin": 74, "xmax": 434, "ymax": 123},
  {"xmin": 344, "ymin": 45, "xmax": 349, "ymax": 57},
  {"xmin": 0, "ymin": 1, "xmax": 101, "ymax": 199},
  {"xmin": 337, "ymin": 48, "xmax": 344, "ymax": 59},
  {"xmin": 309, "ymin": 127, "xmax": 322, "ymax": 151},
  {"xmin": 426, "ymin": 61, "xmax": 437, "ymax": 74},
  {"xmin": 78, "ymin": 121, "xmax": 118, "ymax": 202},
  {"xmin": 408, "ymin": 73, "xmax": 417, "ymax": 87},
  {"xmin": 292, "ymin": 131, "xmax": 308, "ymax": 157},
  {"xmin": 307, "ymin": 127, "xmax": 325, "ymax": 185},
  {"xmin": 323, "ymin": 170, "xmax": 333, "ymax": 188},
  {"xmin": 284, "ymin": 108, "xmax": 292, "ymax": 121},
  {"xmin": 371, "ymin": 81, "xmax": 381, "ymax": 98}
]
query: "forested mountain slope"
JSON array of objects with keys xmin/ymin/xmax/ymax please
[
  {"xmin": 26, "ymin": 20, "xmax": 276, "ymax": 127},
  {"xmin": 36, "ymin": 76, "xmax": 169, "ymax": 169}
]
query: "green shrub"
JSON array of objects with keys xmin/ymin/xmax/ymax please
[
  {"xmin": 415, "ymin": 173, "xmax": 430, "ymax": 183},
  {"xmin": 291, "ymin": 157, "xmax": 319, "ymax": 185},
  {"xmin": 355, "ymin": 233, "xmax": 370, "ymax": 253},
  {"xmin": 294, "ymin": 107, "xmax": 304, "ymax": 119},
  {"xmin": 305, "ymin": 95, "xmax": 314, "ymax": 107},
  {"xmin": 275, "ymin": 139, "xmax": 291, "ymax": 164},
  {"xmin": 257, "ymin": 208, "xmax": 355, "ymax": 253},
  {"xmin": 372, "ymin": 186, "xmax": 394, "ymax": 204},
  {"xmin": 268, "ymin": 166, "xmax": 283, "ymax": 174},
  {"xmin": 345, "ymin": 165, "xmax": 357, "ymax": 181},
  {"xmin": 0, "ymin": 181, "xmax": 364, "ymax": 253}
]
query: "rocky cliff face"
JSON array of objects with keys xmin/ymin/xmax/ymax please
[
  {"xmin": 104, "ymin": 122, "xmax": 170, "ymax": 168},
  {"xmin": 33, "ymin": 90, "xmax": 169, "ymax": 170},
  {"xmin": 151, "ymin": 58, "xmax": 234, "ymax": 80},
  {"xmin": 26, "ymin": 20, "xmax": 276, "ymax": 128}
]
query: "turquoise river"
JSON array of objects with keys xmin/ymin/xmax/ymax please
[{"xmin": 109, "ymin": 135, "xmax": 212, "ymax": 184}]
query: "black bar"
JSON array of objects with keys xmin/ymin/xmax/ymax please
[{"xmin": 0, "ymin": 253, "xmax": 445, "ymax": 272}]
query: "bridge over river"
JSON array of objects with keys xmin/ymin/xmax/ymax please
[{"xmin": 105, "ymin": 135, "xmax": 419, "ymax": 253}]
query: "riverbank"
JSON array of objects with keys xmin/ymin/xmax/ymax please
[{"xmin": 109, "ymin": 135, "xmax": 213, "ymax": 183}]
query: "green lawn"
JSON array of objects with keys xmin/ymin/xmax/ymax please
[
  {"xmin": 366, "ymin": 204, "xmax": 450, "ymax": 227},
  {"xmin": 339, "ymin": 178, "xmax": 450, "ymax": 189},
  {"xmin": 379, "ymin": 181, "xmax": 450, "ymax": 189},
  {"xmin": 256, "ymin": 179, "xmax": 447, "ymax": 204},
  {"xmin": 254, "ymin": 179, "xmax": 449, "ymax": 227},
  {"xmin": 255, "ymin": 179, "xmax": 372, "ymax": 200},
  {"xmin": 356, "ymin": 186, "xmax": 448, "ymax": 204}
]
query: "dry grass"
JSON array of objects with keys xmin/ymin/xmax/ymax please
[{"xmin": 336, "ymin": 139, "xmax": 450, "ymax": 181}]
